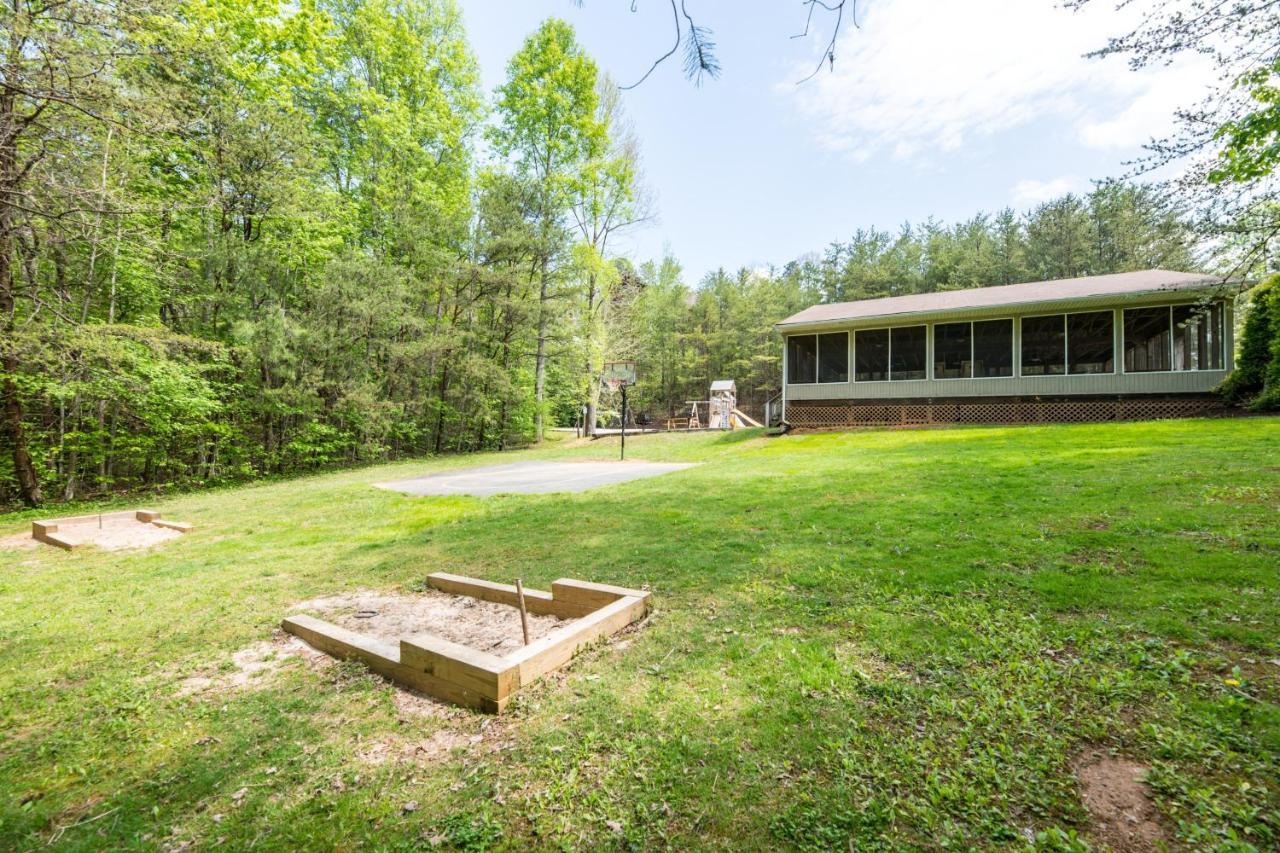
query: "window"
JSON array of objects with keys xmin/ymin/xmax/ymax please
[
  {"xmin": 934, "ymin": 319, "xmax": 1014, "ymax": 379},
  {"xmin": 817, "ymin": 332, "xmax": 849, "ymax": 383},
  {"xmin": 855, "ymin": 329, "xmax": 888, "ymax": 382},
  {"xmin": 1124, "ymin": 307, "xmax": 1172, "ymax": 372},
  {"xmin": 890, "ymin": 326, "xmax": 927, "ymax": 381},
  {"xmin": 787, "ymin": 335, "xmax": 817, "ymax": 384},
  {"xmin": 1021, "ymin": 315, "xmax": 1066, "ymax": 376},
  {"xmin": 787, "ymin": 333, "xmax": 848, "ymax": 384},
  {"xmin": 934, "ymin": 322, "xmax": 972, "ymax": 379},
  {"xmin": 1067, "ymin": 311, "xmax": 1114, "ymax": 374},
  {"xmin": 973, "ymin": 319, "xmax": 1014, "ymax": 377},
  {"xmin": 1173, "ymin": 303, "xmax": 1224, "ymax": 371},
  {"xmin": 1123, "ymin": 303, "xmax": 1226, "ymax": 373}
]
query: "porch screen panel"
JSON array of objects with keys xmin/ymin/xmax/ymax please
[
  {"xmin": 1020, "ymin": 315, "xmax": 1066, "ymax": 375},
  {"xmin": 1173, "ymin": 303, "xmax": 1224, "ymax": 371},
  {"xmin": 890, "ymin": 326, "xmax": 927, "ymax": 381},
  {"xmin": 817, "ymin": 332, "xmax": 849, "ymax": 383},
  {"xmin": 787, "ymin": 334, "xmax": 817, "ymax": 384},
  {"xmin": 1067, "ymin": 311, "xmax": 1114, "ymax": 374},
  {"xmin": 1123, "ymin": 307, "xmax": 1172, "ymax": 372},
  {"xmin": 973, "ymin": 319, "xmax": 1013, "ymax": 377},
  {"xmin": 934, "ymin": 322, "xmax": 972, "ymax": 379},
  {"xmin": 855, "ymin": 329, "xmax": 889, "ymax": 382}
]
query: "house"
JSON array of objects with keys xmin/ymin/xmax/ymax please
[{"xmin": 776, "ymin": 269, "xmax": 1239, "ymax": 427}]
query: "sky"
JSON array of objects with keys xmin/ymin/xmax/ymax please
[{"xmin": 458, "ymin": 0, "xmax": 1215, "ymax": 284}]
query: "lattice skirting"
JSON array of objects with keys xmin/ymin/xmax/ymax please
[{"xmin": 786, "ymin": 397, "xmax": 1228, "ymax": 428}]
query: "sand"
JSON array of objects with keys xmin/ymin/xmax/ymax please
[
  {"xmin": 290, "ymin": 589, "xmax": 570, "ymax": 655},
  {"xmin": 49, "ymin": 519, "xmax": 184, "ymax": 551}
]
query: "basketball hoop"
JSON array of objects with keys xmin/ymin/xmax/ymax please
[
  {"xmin": 602, "ymin": 360, "xmax": 637, "ymax": 391},
  {"xmin": 601, "ymin": 361, "xmax": 638, "ymax": 460}
]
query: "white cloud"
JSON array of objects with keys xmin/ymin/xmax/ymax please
[
  {"xmin": 1011, "ymin": 175, "xmax": 1085, "ymax": 205},
  {"xmin": 783, "ymin": 0, "xmax": 1214, "ymax": 161}
]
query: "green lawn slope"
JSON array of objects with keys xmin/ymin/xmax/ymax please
[{"xmin": 1, "ymin": 419, "xmax": 1277, "ymax": 849}]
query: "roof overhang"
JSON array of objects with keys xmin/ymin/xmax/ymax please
[{"xmin": 776, "ymin": 279, "xmax": 1246, "ymax": 334}]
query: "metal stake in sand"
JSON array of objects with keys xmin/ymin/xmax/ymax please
[{"xmin": 515, "ymin": 578, "xmax": 531, "ymax": 646}]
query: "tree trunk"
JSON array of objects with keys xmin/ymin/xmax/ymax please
[
  {"xmin": 0, "ymin": 82, "xmax": 42, "ymax": 506},
  {"xmin": 533, "ymin": 254, "xmax": 550, "ymax": 442},
  {"xmin": 1, "ymin": 360, "xmax": 41, "ymax": 506}
]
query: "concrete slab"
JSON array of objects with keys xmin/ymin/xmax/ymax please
[{"xmin": 375, "ymin": 460, "xmax": 696, "ymax": 497}]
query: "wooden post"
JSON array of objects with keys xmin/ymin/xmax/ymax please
[{"xmin": 515, "ymin": 578, "xmax": 530, "ymax": 645}]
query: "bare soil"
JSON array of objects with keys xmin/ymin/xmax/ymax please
[
  {"xmin": 177, "ymin": 634, "xmax": 328, "ymax": 696},
  {"xmin": 290, "ymin": 589, "xmax": 570, "ymax": 655},
  {"xmin": 47, "ymin": 519, "xmax": 183, "ymax": 551},
  {"xmin": 1073, "ymin": 748, "xmax": 1169, "ymax": 851},
  {"xmin": 0, "ymin": 532, "xmax": 39, "ymax": 551}
]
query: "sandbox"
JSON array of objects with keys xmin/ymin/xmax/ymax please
[
  {"xmin": 32, "ymin": 509, "xmax": 194, "ymax": 551},
  {"xmin": 282, "ymin": 573, "xmax": 650, "ymax": 713}
]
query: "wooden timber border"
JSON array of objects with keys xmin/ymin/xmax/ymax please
[
  {"xmin": 32, "ymin": 509, "xmax": 194, "ymax": 551},
  {"xmin": 281, "ymin": 573, "xmax": 651, "ymax": 713}
]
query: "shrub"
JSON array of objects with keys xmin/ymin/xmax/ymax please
[{"xmin": 1218, "ymin": 275, "xmax": 1280, "ymax": 409}]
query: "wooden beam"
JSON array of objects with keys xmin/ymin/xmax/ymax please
[
  {"xmin": 550, "ymin": 578, "xmax": 649, "ymax": 611},
  {"xmin": 426, "ymin": 572, "xmax": 593, "ymax": 619},
  {"xmin": 282, "ymin": 615, "xmax": 505, "ymax": 712},
  {"xmin": 31, "ymin": 521, "xmax": 76, "ymax": 551},
  {"xmin": 399, "ymin": 633, "xmax": 514, "ymax": 700},
  {"xmin": 506, "ymin": 594, "xmax": 649, "ymax": 686},
  {"xmin": 36, "ymin": 510, "xmax": 135, "ymax": 526}
]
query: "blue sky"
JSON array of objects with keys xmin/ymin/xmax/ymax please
[{"xmin": 458, "ymin": 1, "xmax": 1212, "ymax": 284}]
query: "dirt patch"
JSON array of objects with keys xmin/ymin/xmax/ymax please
[
  {"xmin": 290, "ymin": 589, "xmax": 569, "ymax": 655},
  {"xmin": 50, "ymin": 519, "xmax": 183, "ymax": 551},
  {"xmin": 1073, "ymin": 749, "xmax": 1169, "ymax": 851},
  {"xmin": 0, "ymin": 532, "xmax": 39, "ymax": 551},
  {"xmin": 178, "ymin": 634, "xmax": 332, "ymax": 697},
  {"xmin": 356, "ymin": 729, "xmax": 475, "ymax": 766},
  {"xmin": 393, "ymin": 689, "xmax": 465, "ymax": 720}
]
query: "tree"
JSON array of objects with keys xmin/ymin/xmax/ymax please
[
  {"xmin": 578, "ymin": 0, "xmax": 856, "ymax": 88},
  {"xmin": 491, "ymin": 18, "xmax": 603, "ymax": 441},
  {"xmin": 1068, "ymin": 0, "xmax": 1280, "ymax": 276},
  {"xmin": 570, "ymin": 75, "xmax": 647, "ymax": 434},
  {"xmin": 1024, "ymin": 195, "xmax": 1092, "ymax": 281},
  {"xmin": 1219, "ymin": 276, "xmax": 1280, "ymax": 409},
  {"xmin": 1, "ymin": 0, "xmax": 169, "ymax": 506}
]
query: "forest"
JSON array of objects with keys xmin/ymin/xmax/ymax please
[{"xmin": 0, "ymin": 0, "xmax": 1259, "ymax": 508}]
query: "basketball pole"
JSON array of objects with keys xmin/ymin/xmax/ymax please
[{"xmin": 620, "ymin": 385, "xmax": 627, "ymax": 461}]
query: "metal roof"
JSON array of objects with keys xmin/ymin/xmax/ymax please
[
  {"xmin": 776, "ymin": 269, "xmax": 1232, "ymax": 329},
  {"xmin": 709, "ymin": 380, "xmax": 736, "ymax": 392}
]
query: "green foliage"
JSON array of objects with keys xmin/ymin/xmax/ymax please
[
  {"xmin": 490, "ymin": 18, "xmax": 603, "ymax": 199},
  {"xmin": 793, "ymin": 183, "xmax": 1198, "ymax": 305},
  {"xmin": 1220, "ymin": 277, "xmax": 1280, "ymax": 410},
  {"xmin": 0, "ymin": 1, "xmax": 1220, "ymax": 509},
  {"xmin": 1210, "ymin": 61, "xmax": 1280, "ymax": 185}
]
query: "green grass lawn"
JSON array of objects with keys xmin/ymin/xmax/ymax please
[{"xmin": 1, "ymin": 419, "xmax": 1278, "ymax": 850}]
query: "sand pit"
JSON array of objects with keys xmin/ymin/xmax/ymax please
[
  {"xmin": 32, "ymin": 509, "xmax": 192, "ymax": 551},
  {"xmin": 283, "ymin": 573, "xmax": 651, "ymax": 712},
  {"xmin": 291, "ymin": 589, "xmax": 569, "ymax": 655}
]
